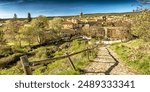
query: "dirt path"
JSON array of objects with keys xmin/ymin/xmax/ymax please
[{"xmin": 83, "ymin": 46, "xmax": 136, "ymax": 75}]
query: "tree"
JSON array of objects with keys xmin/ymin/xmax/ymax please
[
  {"xmin": 49, "ymin": 18, "xmax": 63, "ymax": 31},
  {"xmin": 4, "ymin": 20, "xmax": 24, "ymax": 47},
  {"xmin": 19, "ymin": 26, "xmax": 35, "ymax": 47},
  {"xmin": 31, "ymin": 16, "xmax": 49, "ymax": 44},
  {"xmin": 131, "ymin": 0, "xmax": 150, "ymax": 41},
  {"xmin": 27, "ymin": 12, "xmax": 32, "ymax": 22},
  {"xmin": 80, "ymin": 12, "xmax": 84, "ymax": 18},
  {"xmin": 35, "ymin": 16, "xmax": 49, "ymax": 28},
  {"xmin": 49, "ymin": 17, "xmax": 63, "ymax": 38},
  {"xmin": 13, "ymin": 13, "xmax": 17, "ymax": 20},
  {"xmin": 131, "ymin": 9, "xmax": 150, "ymax": 41}
]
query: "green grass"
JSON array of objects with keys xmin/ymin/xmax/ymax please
[
  {"xmin": 0, "ymin": 39, "xmax": 97, "ymax": 75},
  {"xmin": 28, "ymin": 45, "xmax": 58, "ymax": 61},
  {"xmin": 0, "ymin": 62, "xmax": 23, "ymax": 75},
  {"xmin": 32, "ymin": 39, "xmax": 97, "ymax": 75},
  {"xmin": 110, "ymin": 39, "xmax": 150, "ymax": 74},
  {"xmin": 7, "ymin": 41, "xmax": 38, "ymax": 47}
]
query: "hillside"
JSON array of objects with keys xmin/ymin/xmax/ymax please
[
  {"xmin": 0, "ymin": 9, "xmax": 149, "ymax": 75},
  {"xmin": 110, "ymin": 39, "xmax": 150, "ymax": 74}
]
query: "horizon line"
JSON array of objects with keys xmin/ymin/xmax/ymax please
[{"xmin": 0, "ymin": 11, "xmax": 135, "ymax": 19}]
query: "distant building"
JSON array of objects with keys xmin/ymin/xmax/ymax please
[
  {"xmin": 62, "ymin": 22, "xmax": 74, "ymax": 29},
  {"xmin": 62, "ymin": 15, "xmax": 132, "ymax": 41},
  {"xmin": 71, "ymin": 18, "xmax": 79, "ymax": 24}
]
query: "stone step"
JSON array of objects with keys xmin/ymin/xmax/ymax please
[
  {"xmin": 84, "ymin": 62, "xmax": 115, "ymax": 72},
  {"xmin": 83, "ymin": 46, "xmax": 136, "ymax": 75}
]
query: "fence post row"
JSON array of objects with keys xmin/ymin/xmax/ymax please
[
  {"xmin": 19, "ymin": 46, "xmax": 97, "ymax": 75},
  {"xmin": 20, "ymin": 55, "xmax": 32, "ymax": 75}
]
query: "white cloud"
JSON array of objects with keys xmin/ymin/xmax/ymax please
[
  {"xmin": 0, "ymin": 2, "xmax": 13, "ymax": 6},
  {"xmin": 0, "ymin": 0, "xmax": 24, "ymax": 6}
]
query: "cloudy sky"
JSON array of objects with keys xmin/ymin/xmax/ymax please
[{"xmin": 0, "ymin": 0, "xmax": 150, "ymax": 18}]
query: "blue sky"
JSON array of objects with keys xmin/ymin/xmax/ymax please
[{"xmin": 0, "ymin": 0, "xmax": 150, "ymax": 18}]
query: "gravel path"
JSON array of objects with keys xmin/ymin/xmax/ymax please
[{"xmin": 83, "ymin": 46, "xmax": 136, "ymax": 75}]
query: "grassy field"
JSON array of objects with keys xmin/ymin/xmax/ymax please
[
  {"xmin": 110, "ymin": 39, "xmax": 150, "ymax": 74},
  {"xmin": 0, "ymin": 39, "xmax": 97, "ymax": 75}
]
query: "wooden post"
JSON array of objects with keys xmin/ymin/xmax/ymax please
[
  {"xmin": 91, "ymin": 46, "xmax": 94, "ymax": 57},
  {"xmin": 87, "ymin": 47, "xmax": 90, "ymax": 60},
  {"xmin": 20, "ymin": 55, "xmax": 32, "ymax": 75},
  {"xmin": 66, "ymin": 53, "xmax": 77, "ymax": 71}
]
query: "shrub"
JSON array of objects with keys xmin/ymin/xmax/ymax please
[
  {"xmin": 33, "ymin": 66, "xmax": 47, "ymax": 75},
  {"xmin": 131, "ymin": 9, "xmax": 150, "ymax": 41},
  {"xmin": 53, "ymin": 51, "xmax": 64, "ymax": 57},
  {"xmin": 128, "ymin": 43, "xmax": 150, "ymax": 61},
  {"xmin": 0, "ymin": 46, "xmax": 13, "ymax": 57},
  {"xmin": 110, "ymin": 39, "xmax": 150, "ymax": 74},
  {"xmin": 0, "ymin": 53, "xmax": 23, "ymax": 68},
  {"xmin": 35, "ymin": 47, "xmax": 48, "ymax": 59}
]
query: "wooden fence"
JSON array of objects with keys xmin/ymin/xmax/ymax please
[{"xmin": 20, "ymin": 45, "xmax": 98, "ymax": 75}]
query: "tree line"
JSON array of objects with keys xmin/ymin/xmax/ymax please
[
  {"xmin": 13, "ymin": 13, "xmax": 32, "ymax": 22},
  {"xmin": 0, "ymin": 13, "xmax": 63, "ymax": 48}
]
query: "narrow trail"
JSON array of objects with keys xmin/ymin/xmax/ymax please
[{"xmin": 83, "ymin": 46, "xmax": 136, "ymax": 75}]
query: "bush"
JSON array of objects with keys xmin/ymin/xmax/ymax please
[
  {"xmin": 35, "ymin": 47, "xmax": 48, "ymax": 59},
  {"xmin": 0, "ymin": 28, "xmax": 5, "ymax": 44},
  {"xmin": 12, "ymin": 47, "xmax": 29, "ymax": 53},
  {"xmin": 0, "ymin": 46, "xmax": 13, "ymax": 57},
  {"xmin": 128, "ymin": 43, "xmax": 150, "ymax": 61},
  {"xmin": 0, "ymin": 53, "xmax": 23, "ymax": 68},
  {"xmin": 131, "ymin": 9, "xmax": 150, "ymax": 41},
  {"xmin": 53, "ymin": 51, "xmax": 64, "ymax": 57},
  {"xmin": 59, "ymin": 42, "xmax": 70, "ymax": 50},
  {"xmin": 46, "ymin": 46, "xmax": 58, "ymax": 57}
]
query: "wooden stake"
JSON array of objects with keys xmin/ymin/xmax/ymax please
[
  {"xmin": 66, "ymin": 53, "xmax": 77, "ymax": 71},
  {"xmin": 87, "ymin": 47, "xmax": 90, "ymax": 60},
  {"xmin": 20, "ymin": 55, "xmax": 32, "ymax": 75}
]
